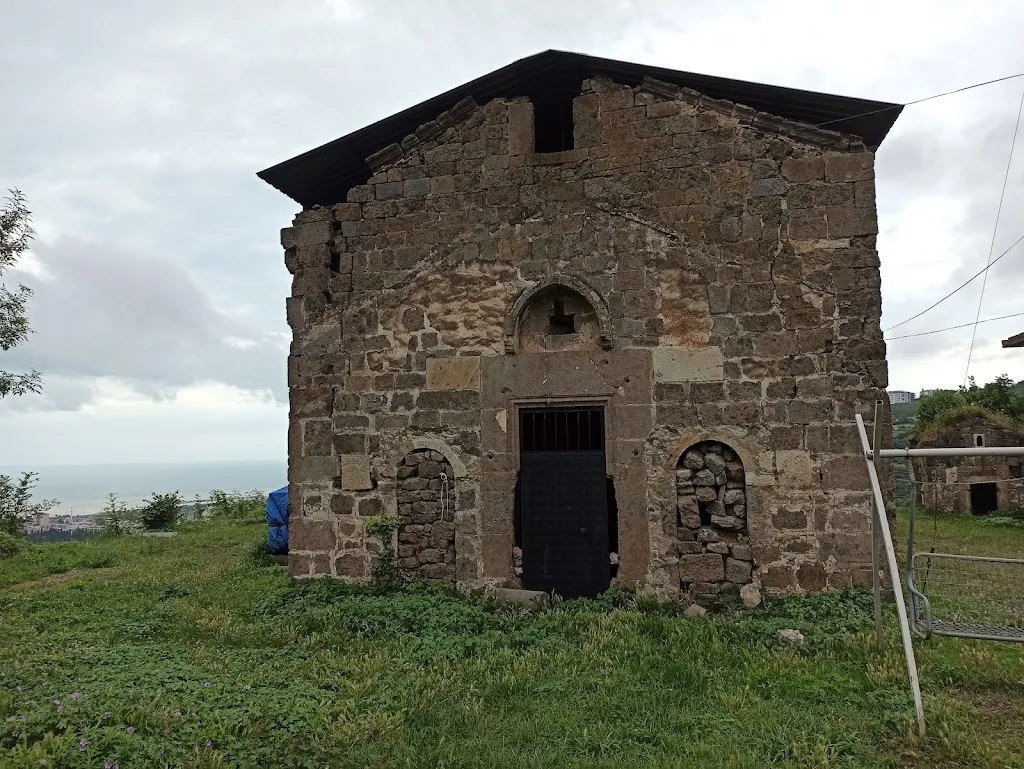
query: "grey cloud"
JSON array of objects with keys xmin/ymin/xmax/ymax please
[
  {"xmin": 2, "ymin": 236, "xmax": 288, "ymax": 411},
  {"xmin": 3, "ymin": 0, "xmax": 1024, "ymax": 430}
]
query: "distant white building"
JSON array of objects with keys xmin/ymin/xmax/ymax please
[
  {"xmin": 919, "ymin": 389, "xmax": 938, "ymax": 399},
  {"xmin": 888, "ymin": 390, "xmax": 916, "ymax": 405}
]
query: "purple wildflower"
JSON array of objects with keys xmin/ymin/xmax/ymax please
[
  {"xmin": 15, "ymin": 685, "xmax": 21, "ymax": 693},
  {"xmin": 71, "ymin": 692, "xmax": 82, "ymax": 701},
  {"xmin": 104, "ymin": 763, "xmax": 112, "ymax": 769},
  {"xmin": 39, "ymin": 761, "xmax": 46, "ymax": 766},
  {"xmin": 157, "ymin": 749, "xmax": 164, "ymax": 757},
  {"xmin": 205, "ymin": 739, "xmax": 212, "ymax": 747},
  {"xmin": 19, "ymin": 715, "xmax": 26, "ymax": 723},
  {"xmin": 52, "ymin": 699, "xmax": 61, "ymax": 706},
  {"xmin": 11, "ymin": 729, "xmax": 19, "ymax": 738},
  {"xmin": 203, "ymin": 681, "xmax": 210, "ymax": 687},
  {"xmin": 164, "ymin": 727, "xmax": 171, "ymax": 734},
  {"xmin": 126, "ymin": 726, "xmax": 136, "ymax": 734},
  {"xmin": 243, "ymin": 684, "xmax": 251, "ymax": 690},
  {"xmin": 57, "ymin": 704, "xmax": 64, "ymax": 714},
  {"xmin": 79, "ymin": 739, "xmax": 88, "ymax": 751},
  {"xmin": 103, "ymin": 711, "xmax": 112, "ymax": 718}
]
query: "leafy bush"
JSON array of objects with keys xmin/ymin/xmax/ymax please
[
  {"xmin": 139, "ymin": 492, "xmax": 181, "ymax": 531},
  {"xmin": 247, "ymin": 536, "xmax": 273, "ymax": 565},
  {"xmin": 364, "ymin": 514, "xmax": 401, "ymax": 588},
  {"xmin": 0, "ymin": 531, "xmax": 27, "ymax": 559},
  {"xmin": 0, "ymin": 472, "xmax": 57, "ymax": 535},
  {"xmin": 913, "ymin": 374, "xmax": 1024, "ymax": 441},
  {"xmin": 207, "ymin": 489, "xmax": 264, "ymax": 521}
]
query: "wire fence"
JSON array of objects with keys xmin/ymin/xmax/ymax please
[{"xmin": 912, "ymin": 552, "xmax": 1024, "ymax": 639}]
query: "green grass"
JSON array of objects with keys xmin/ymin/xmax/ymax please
[{"xmin": 1, "ymin": 516, "xmax": 1022, "ymax": 768}]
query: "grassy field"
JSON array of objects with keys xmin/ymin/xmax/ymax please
[{"xmin": 1, "ymin": 515, "xmax": 1022, "ymax": 768}]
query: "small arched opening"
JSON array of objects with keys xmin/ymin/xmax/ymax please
[
  {"xmin": 517, "ymin": 285, "xmax": 601, "ymax": 353},
  {"xmin": 395, "ymin": 449, "xmax": 456, "ymax": 582},
  {"xmin": 504, "ymin": 275, "xmax": 612, "ymax": 353},
  {"xmin": 675, "ymin": 441, "xmax": 752, "ymax": 595}
]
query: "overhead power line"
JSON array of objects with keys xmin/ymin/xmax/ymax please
[
  {"xmin": 882, "ymin": 231, "xmax": 1024, "ymax": 333},
  {"xmin": 962, "ymin": 86, "xmax": 1024, "ymax": 385},
  {"xmin": 885, "ymin": 311, "xmax": 1024, "ymax": 341},
  {"xmin": 814, "ymin": 71, "xmax": 1024, "ymax": 129},
  {"xmin": 589, "ymin": 71, "xmax": 1024, "ymax": 183}
]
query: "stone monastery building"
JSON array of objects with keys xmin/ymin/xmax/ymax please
[{"xmin": 258, "ymin": 51, "xmax": 901, "ymax": 601}]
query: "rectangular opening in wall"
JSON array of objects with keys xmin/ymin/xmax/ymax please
[
  {"xmin": 532, "ymin": 90, "xmax": 575, "ymax": 154},
  {"xmin": 969, "ymin": 481, "xmax": 998, "ymax": 515}
]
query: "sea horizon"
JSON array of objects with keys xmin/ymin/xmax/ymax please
[{"xmin": 1, "ymin": 459, "xmax": 287, "ymax": 515}]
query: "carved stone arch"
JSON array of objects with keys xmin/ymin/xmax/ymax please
[
  {"xmin": 503, "ymin": 273, "xmax": 613, "ymax": 354},
  {"xmin": 390, "ymin": 436, "xmax": 467, "ymax": 479}
]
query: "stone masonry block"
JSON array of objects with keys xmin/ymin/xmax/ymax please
[
  {"xmin": 426, "ymin": 357, "xmax": 481, "ymax": 390},
  {"xmin": 653, "ymin": 347, "xmax": 724, "ymax": 383},
  {"xmin": 281, "ymin": 221, "xmax": 333, "ymax": 249},
  {"xmin": 340, "ymin": 454, "xmax": 373, "ymax": 491},
  {"xmin": 781, "ymin": 154, "xmax": 824, "ymax": 182},
  {"xmin": 290, "ymin": 518, "xmax": 336, "ymax": 551},
  {"xmin": 290, "ymin": 456, "xmax": 337, "ymax": 484},
  {"xmin": 826, "ymin": 206, "xmax": 878, "ymax": 238},
  {"xmin": 679, "ymin": 553, "xmax": 725, "ymax": 583},
  {"xmin": 508, "ymin": 102, "xmax": 534, "ymax": 155},
  {"xmin": 824, "ymin": 152, "xmax": 874, "ymax": 182},
  {"xmin": 775, "ymin": 450, "xmax": 814, "ymax": 487}
]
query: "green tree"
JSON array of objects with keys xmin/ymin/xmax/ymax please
[
  {"xmin": 913, "ymin": 375, "xmax": 1024, "ymax": 439},
  {"xmin": 0, "ymin": 472, "xmax": 57, "ymax": 535},
  {"xmin": 140, "ymin": 491, "xmax": 182, "ymax": 531},
  {"xmin": 97, "ymin": 492, "xmax": 131, "ymax": 537},
  {"xmin": 0, "ymin": 188, "xmax": 42, "ymax": 398}
]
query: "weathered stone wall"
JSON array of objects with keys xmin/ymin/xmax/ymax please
[
  {"xmin": 281, "ymin": 74, "xmax": 890, "ymax": 597},
  {"xmin": 912, "ymin": 418, "xmax": 1024, "ymax": 515}
]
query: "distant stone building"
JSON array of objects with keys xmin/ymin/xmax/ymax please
[
  {"xmin": 912, "ymin": 414, "xmax": 1024, "ymax": 515},
  {"xmin": 888, "ymin": 390, "xmax": 916, "ymax": 405},
  {"xmin": 258, "ymin": 51, "xmax": 901, "ymax": 600}
]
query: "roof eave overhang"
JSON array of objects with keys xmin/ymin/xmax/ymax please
[{"xmin": 257, "ymin": 49, "xmax": 904, "ymax": 209}]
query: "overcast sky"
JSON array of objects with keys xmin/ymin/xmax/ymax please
[{"xmin": 2, "ymin": 0, "xmax": 1023, "ymax": 466}]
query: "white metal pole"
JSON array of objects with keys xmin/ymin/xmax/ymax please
[
  {"xmin": 874, "ymin": 447, "xmax": 1024, "ymax": 458},
  {"xmin": 871, "ymin": 402, "xmax": 883, "ymax": 644},
  {"xmin": 856, "ymin": 411, "xmax": 927, "ymax": 737}
]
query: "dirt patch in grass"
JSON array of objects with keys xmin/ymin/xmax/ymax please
[{"xmin": 12, "ymin": 566, "xmax": 115, "ymax": 590}]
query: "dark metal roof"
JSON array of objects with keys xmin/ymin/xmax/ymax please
[
  {"xmin": 1002, "ymin": 332, "xmax": 1024, "ymax": 348},
  {"xmin": 257, "ymin": 49, "xmax": 904, "ymax": 208}
]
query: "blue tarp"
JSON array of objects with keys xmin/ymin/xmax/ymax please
[{"xmin": 266, "ymin": 486, "xmax": 289, "ymax": 554}]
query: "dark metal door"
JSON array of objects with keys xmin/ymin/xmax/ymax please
[{"xmin": 519, "ymin": 406, "xmax": 609, "ymax": 598}]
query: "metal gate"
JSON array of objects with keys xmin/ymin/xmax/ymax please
[{"xmin": 518, "ymin": 406, "xmax": 609, "ymax": 598}]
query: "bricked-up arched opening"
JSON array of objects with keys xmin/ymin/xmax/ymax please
[
  {"xmin": 396, "ymin": 449, "xmax": 456, "ymax": 582},
  {"xmin": 516, "ymin": 285, "xmax": 602, "ymax": 353},
  {"xmin": 675, "ymin": 441, "xmax": 752, "ymax": 598}
]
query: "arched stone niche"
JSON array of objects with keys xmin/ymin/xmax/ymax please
[
  {"xmin": 396, "ymin": 448, "xmax": 456, "ymax": 582},
  {"xmin": 504, "ymin": 275, "xmax": 612, "ymax": 353},
  {"xmin": 675, "ymin": 440, "xmax": 753, "ymax": 596}
]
